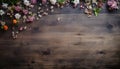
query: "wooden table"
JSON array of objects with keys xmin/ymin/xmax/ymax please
[{"xmin": 0, "ymin": 14, "xmax": 120, "ymax": 69}]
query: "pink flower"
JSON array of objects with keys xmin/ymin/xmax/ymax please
[
  {"xmin": 111, "ymin": 1, "xmax": 118, "ymax": 9},
  {"xmin": 107, "ymin": 0, "xmax": 118, "ymax": 9},
  {"xmin": 107, "ymin": 0, "xmax": 115, "ymax": 6},
  {"xmin": 26, "ymin": 16, "xmax": 35, "ymax": 22},
  {"xmin": 31, "ymin": 0, "xmax": 37, "ymax": 4},
  {"xmin": 19, "ymin": 27, "xmax": 24, "ymax": 31},
  {"xmin": 29, "ymin": 5, "xmax": 34, "ymax": 8},
  {"xmin": 15, "ymin": 6, "xmax": 22, "ymax": 12},
  {"xmin": 23, "ymin": 9, "xmax": 28, "ymax": 15},
  {"xmin": 42, "ymin": 0, "xmax": 47, "ymax": 4}
]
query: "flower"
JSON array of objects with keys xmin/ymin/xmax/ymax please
[
  {"xmin": 13, "ymin": 19, "xmax": 18, "ymax": 24},
  {"xmin": 28, "ymin": 11, "xmax": 32, "ymax": 15},
  {"xmin": 0, "ymin": 10, "xmax": 5, "ymax": 16},
  {"xmin": 23, "ymin": 0, "xmax": 30, "ymax": 6},
  {"xmin": 19, "ymin": 27, "xmax": 24, "ymax": 31},
  {"xmin": 31, "ymin": 0, "xmax": 37, "ymax": 4},
  {"xmin": 42, "ymin": 0, "xmax": 47, "ymax": 4},
  {"xmin": 107, "ymin": 0, "xmax": 113, "ymax": 6},
  {"xmin": 29, "ymin": 5, "xmax": 34, "ymax": 8},
  {"xmin": 3, "ymin": 25, "xmax": 8, "ymax": 30},
  {"xmin": 15, "ymin": 13, "xmax": 21, "ymax": 19},
  {"xmin": 50, "ymin": 0, "xmax": 57, "ymax": 5},
  {"xmin": 2, "ymin": 3, "xmax": 8, "ymax": 8},
  {"xmin": 111, "ymin": 1, "xmax": 118, "ymax": 9},
  {"xmin": 26, "ymin": 16, "xmax": 35, "ymax": 22},
  {"xmin": 73, "ymin": 0, "xmax": 80, "ymax": 7},
  {"xmin": 15, "ymin": 6, "xmax": 22, "ymax": 12},
  {"xmin": 23, "ymin": 9, "xmax": 28, "ymax": 14},
  {"xmin": 23, "ymin": 15, "xmax": 27, "ymax": 19},
  {"xmin": 0, "ymin": 21, "xmax": 6, "ymax": 26}
]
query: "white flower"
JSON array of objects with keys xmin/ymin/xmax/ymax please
[
  {"xmin": 50, "ymin": 0, "xmax": 57, "ymax": 5},
  {"xmin": 2, "ymin": 3, "xmax": 8, "ymax": 8},
  {"xmin": 0, "ymin": 21, "xmax": 6, "ymax": 26},
  {"xmin": 38, "ymin": 14, "xmax": 42, "ymax": 18},
  {"xmin": 50, "ymin": 6, "xmax": 54, "ymax": 9},
  {"xmin": 23, "ymin": 0, "xmax": 30, "ymax": 6},
  {"xmin": 15, "ymin": 13, "xmax": 21, "ymax": 19},
  {"xmin": 23, "ymin": 15, "xmax": 27, "ymax": 19},
  {"xmin": 0, "ymin": 10, "xmax": 5, "ymax": 16},
  {"xmin": 73, "ymin": 0, "xmax": 80, "ymax": 5},
  {"xmin": 28, "ymin": 11, "xmax": 32, "ymax": 15}
]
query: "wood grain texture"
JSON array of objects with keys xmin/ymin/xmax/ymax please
[{"xmin": 0, "ymin": 14, "xmax": 120, "ymax": 69}]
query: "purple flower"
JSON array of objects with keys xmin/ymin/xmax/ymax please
[
  {"xmin": 31, "ymin": 0, "xmax": 37, "ymax": 4},
  {"xmin": 107, "ymin": 0, "xmax": 118, "ymax": 9},
  {"xmin": 26, "ymin": 16, "xmax": 35, "ymax": 22},
  {"xmin": 15, "ymin": 6, "xmax": 22, "ymax": 12},
  {"xmin": 42, "ymin": 0, "xmax": 47, "ymax": 4},
  {"xmin": 23, "ymin": 9, "xmax": 28, "ymax": 15},
  {"xmin": 111, "ymin": 1, "xmax": 118, "ymax": 9}
]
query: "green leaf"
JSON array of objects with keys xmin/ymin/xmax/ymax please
[{"xmin": 57, "ymin": 0, "xmax": 65, "ymax": 3}]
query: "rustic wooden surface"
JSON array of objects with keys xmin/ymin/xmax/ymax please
[{"xmin": 0, "ymin": 14, "xmax": 120, "ymax": 69}]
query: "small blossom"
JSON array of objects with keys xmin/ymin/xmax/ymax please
[
  {"xmin": 51, "ymin": 9, "xmax": 54, "ymax": 12},
  {"xmin": 73, "ymin": 0, "xmax": 80, "ymax": 6},
  {"xmin": 111, "ymin": 1, "xmax": 118, "ymax": 9},
  {"xmin": 57, "ymin": 17, "xmax": 61, "ymax": 21},
  {"xmin": 13, "ymin": 19, "xmax": 18, "ymax": 24},
  {"xmin": 28, "ymin": 11, "xmax": 32, "ymax": 15},
  {"xmin": 15, "ymin": 6, "xmax": 22, "ymax": 12},
  {"xmin": 23, "ymin": 0, "xmax": 31, "ymax": 6},
  {"xmin": 26, "ymin": 16, "xmax": 35, "ymax": 22},
  {"xmin": 23, "ymin": 9, "xmax": 28, "ymax": 15},
  {"xmin": 42, "ymin": 0, "xmax": 47, "ymax": 4},
  {"xmin": 39, "ymin": 3, "xmax": 42, "ymax": 6},
  {"xmin": 43, "ymin": 12, "xmax": 48, "ymax": 16},
  {"xmin": 12, "ymin": 31, "xmax": 15, "ymax": 37},
  {"xmin": 50, "ymin": 0, "xmax": 57, "ymax": 5},
  {"xmin": 19, "ymin": 27, "xmax": 24, "ymax": 31},
  {"xmin": 50, "ymin": 6, "xmax": 54, "ymax": 9},
  {"xmin": 107, "ymin": 0, "xmax": 113, "ymax": 6},
  {"xmin": 23, "ymin": 15, "xmax": 27, "ymax": 19},
  {"xmin": 15, "ymin": 13, "xmax": 21, "ymax": 19},
  {"xmin": 36, "ymin": 17, "xmax": 39, "ymax": 20},
  {"xmin": 2, "ymin": 3, "xmax": 8, "ymax": 8},
  {"xmin": 38, "ymin": 14, "xmax": 42, "ymax": 18},
  {"xmin": 0, "ymin": 21, "xmax": 6, "ymax": 26},
  {"xmin": 31, "ymin": 0, "xmax": 37, "ymax": 4},
  {"xmin": 29, "ymin": 5, "xmax": 34, "ymax": 8},
  {"xmin": 24, "ymin": 26, "xmax": 27, "ymax": 30},
  {"xmin": 3, "ymin": 25, "xmax": 8, "ymax": 31},
  {"xmin": 38, "ymin": 7, "xmax": 41, "ymax": 10},
  {"xmin": 0, "ymin": 10, "xmax": 5, "ymax": 16}
]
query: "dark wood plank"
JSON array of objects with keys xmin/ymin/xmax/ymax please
[{"xmin": 0, "ymin": 14, "xmax": 120, "ymax": 69}]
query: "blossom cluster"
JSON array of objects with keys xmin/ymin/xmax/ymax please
[
  {"xmin": 0, "ymin": 0, "xmax": 67, "ymax": 39},
  {"xmin": 0, "ymin": 0, "xmax": 36, "ymax": 30},
  {"xmin": 0, "ymin": 0, "xmax": 67, "ymax": 30},
  {"xmin": 0, "ymin": 0, "xmax": 38, "ymax": 39},
  {"xmin": 0, "ymin": 0, "xmax": 119, "ymax": 39}
]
